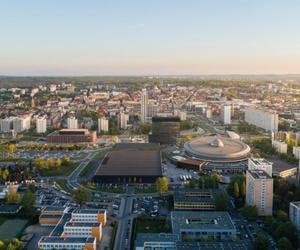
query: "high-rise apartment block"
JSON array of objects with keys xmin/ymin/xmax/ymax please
[
  {"xmin": 140, "ymin": 89, "xmax": 148, "ymax": 123},
  {"xmin": 36, "ymin": 116, "xmax": 47, "ymax": 133},
  {"xmin": 67, "ymin": 117, "xmax": 78, "ymax": 129},
  {"xmin": 245, "ymin": 107, "xmax": 278, "ymax": 132},
  {"xmin": 98, "ymin": 117, "xmax": 109, "ymax": 133},
  {"xmin": 248, "ymin": 158, "xmax": 273, "ymax": 177},
  {"xmin": 246, "ymin": 170, "xmax": 273, "ymax": 216}
]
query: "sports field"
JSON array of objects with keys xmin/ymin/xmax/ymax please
[{"xmin": 0, "ymin": 219, "xmax": 28, "ymax": 239}]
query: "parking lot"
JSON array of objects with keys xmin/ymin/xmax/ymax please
[{"xmin": 133, "ymin": 196, "xmax": 171, "ymax": 217}]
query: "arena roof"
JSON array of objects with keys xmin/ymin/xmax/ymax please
[
  {"xmin": 94, "ymin": 148, "xmax": 162, "ymax": 177},
  {"xmin": 184, "ymin": 136, "xmax": 250, "ymax": 162}
]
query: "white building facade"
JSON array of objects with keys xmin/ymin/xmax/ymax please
[{"xmin": 245, "ymin": 107, "xmax": 278, "ymax": 132}]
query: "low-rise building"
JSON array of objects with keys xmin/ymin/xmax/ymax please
[
  {"xmin": 135, "ymin": 233, "xmax": 178, "ymax": 250},
  {"xmin": 63, "ymin": 222, "xmax": 102, "ymax": 241},
  {"xmin": 38, "ymin": 236, "xmax": 96, "ymax": 250},
  {"xmin": 173, "ymin": 189, "xmax": 215, "ymax": 211},
  {"xmin": 71, "ymin": 209, "xmax": 107, "ymax": 226},
  {"xmin": 272, "ymin": 140, "xmax": 288, "ymax": 154},
  {"xmin": 171, "ymin": 211, "xmax": 236, "ymax": 241},
  {"xmin": 47, "ymin": 129, "xmax": 97, "ymax": 144}
]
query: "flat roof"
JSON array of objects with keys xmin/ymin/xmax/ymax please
[
  {"xmin": 94, "ymin": 149, "xmax": 162, "ymax": 176},
  {"xmin": 171, "ymin": 211, "xmax": 236, "ymax": 234},
  {"xmin": 248, "ymin": 170, "xmax": 272, "ymax": 179},
  {"xmin": 72, "ymin": 208, "xmax": 105, "ymax": 214},
  {"xmin": 39, "ymin": 236, "xmax": 95, "ymax": 244},
  {"xmin": 39, "ymin": 214, "xmax": 62, "ymax": 219},
  {"xmin": 65, "ymin": 222, "xmax": 101, "ymax": 227},
  {"xmin": 42, "ymin": 206, "xmax": 67, "ymax": 212},
  {"xmin": 136, "ymin": 233, "xmax": 179, "ymax": 247},
  {"xmin": 174, "ymin": 189, "xmax": 214, "ymax": 203}
]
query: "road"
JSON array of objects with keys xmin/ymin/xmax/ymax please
[{"xmin": 113, "ymin": 196, "xmax": 134, "ymax": 250}]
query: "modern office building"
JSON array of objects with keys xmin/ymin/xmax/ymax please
[
  {"xmin": 149, "ymin": 116, "xmax": 180, "ymax": 145},
  {"xmin": 135, "ymin": 233, "xmax": 179, "ymax": 250},
  {"xmin": 171, "ymin": 211, "xmax": 236, "ymax": 241},
  {"xmin": 47, "ymin": 129, "xmax": 97, "ymax": 144},
  {"xmin": 289, "ymin": 201, "xmax": 300, "ymax": 231},
  {"xmin": 173, "ymin": 189, "xmax": 215, "ymax": 211},
  {"xmin": 93, "ymin": 144, "xmax": 162, "ymax": 184},
  {"xmin": 246, "ymin": 170, "xmax": 273, "ymax": 216},
  {"xmin": 98, "ymin": 117, "xmax": 109, "ymax": 133},
  {"xmin": 248, "ymin": 158, "xmax": 273, "ymax": 177},
  {"xmin": 221, "ymin": 105, "xmax": 231, "ymax": 124},
  {"xmin": 67, "ymin": 116, "xmax": 78, "ymax": 129},
  {"xmin": 244, "ymin": 107, "xmax": 278, "ymax": 132},
  {"xmin": 36, "ymin": 116, "xmax": 47, "ymax": 133},
  {"xmin": 140, "ymin": 88, "xmax": 148, "ymax": 123},
  {"xmin": 272, "ymin": 140, "xmax": 288, "ymax": 154}
]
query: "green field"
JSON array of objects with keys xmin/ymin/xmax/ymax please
[{"xmin": 0, "ymin": 219, "xmax": 28, "ymax": 239}]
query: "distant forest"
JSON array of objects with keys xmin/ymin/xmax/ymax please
[{"xmin": 1, "ymin": 75, "xmax": 300, "ymax": 88}]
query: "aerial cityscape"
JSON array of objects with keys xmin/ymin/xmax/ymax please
[{"xmin": 1, "ymin": 1, "xmax": 300, "ymax": 250}]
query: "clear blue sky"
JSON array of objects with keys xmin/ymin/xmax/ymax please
[{"xmin": 1, "ymin": 0, "xmax": 300, "ymax": 75}]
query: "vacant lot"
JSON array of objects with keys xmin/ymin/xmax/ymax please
[{"xmin": 0, "ymin": 218, "xmax": 28, "ymax": 239}]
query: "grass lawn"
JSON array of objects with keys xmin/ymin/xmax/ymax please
[
  {"xmin": 0, "ymin": 219, "xmax": 28, "ymax": 240},
  {"xmin": 55, "ymin": 179, "xmax": 73, "ymax": 194},
  {"xmin": 39, "ymin": 162, "xmax": 78, "ymax": 177},
  {"xmin": 93, "ymin": 150, "xmax": 108, "ymax": 160},
  {"xmin": 131, "ymin": 216, "xmax": 171, "ymax": 249},
  {"xmin": 83, "ymin": 182, "xmax": 126, "ymax": 193}
]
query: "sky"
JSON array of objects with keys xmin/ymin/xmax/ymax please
[{"xmin": 1, "ymin": 0, "xmax": 300, "ymax": 76}]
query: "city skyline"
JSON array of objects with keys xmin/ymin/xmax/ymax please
[{"xmin": 1, "ymin": 0, "xmax": 300, "ymax": 76}]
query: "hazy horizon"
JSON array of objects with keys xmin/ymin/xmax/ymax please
[{"xmin": 1, "ymin": 0, "xmax": 300, "ymax": 75}]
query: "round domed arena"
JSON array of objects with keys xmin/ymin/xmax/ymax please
[{"xmin": 184, "ymin": 136, "xmax": 251, "ymax": 163}]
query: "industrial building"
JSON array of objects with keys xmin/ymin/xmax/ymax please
[
  {"xmin": 47, "ymin": 129, "xmax": 97, "ymax": 144},
  {"xmin": 149, "ymin": 116, "xmax": 180, "ymax": 145},
  {"xmin": 93, "ymin": 144, "xmax": 162, "ymax": 184}
]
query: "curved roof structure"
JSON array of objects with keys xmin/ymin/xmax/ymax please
[{"xmin": 184, "ymin": 136, "xmax": 250, "ymax": 162}]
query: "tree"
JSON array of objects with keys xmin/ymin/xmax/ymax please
[
  {"xmin": 233, "ymin": 182, "xmax": 240, "ymax": 199},
  {"xmin": 156, "ymin": 177, "xmax": 169, "ymax": 193},
  {"xmin": 0, "ymin": 168, "xmax": 9, "ymax": 182},
  {"xmin": 6, "ymin": 238, "xmax": 22, "ymax": 250},
  {"xmin": 254, "ymin": 234, "xmax": 268, "ymax": 250},
  {"xmin": 274, "ymin": 221, "xmax": 297, "ymax": 244},
  {"xmin": 240, "ymin": 205, "xmax": 258, "ymax": 220},
  {"xmin": 73, "ymin": 188, "xmax": 91, "ymax": 207},
  {"xmin": 214, "ymin": 192, "xmax": 229, "ymax": 211},
  {"xmin": 240, "ymin": 181, "xmax": 246, "ymax": 197},
  {"xmin": 277, "ymin": 237, "xmax": 293, "ymax": 250},
  {"xmin": 6, "ymin": 185, "xmax": 20, "ymax": 204},
  {"xmin": 21, "ymin": 189, "xmax": 36, "ymax": 216}
]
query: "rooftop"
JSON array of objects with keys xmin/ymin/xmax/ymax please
[
  {"xmin": 248, "ymin": 170, "xmax": 272, "ymax": 179},
  {"xmin": 171, "ymin": 211, "xmax": 236, "ymax": 234},
  {"xmin": 39, "ymin": 236, "xmax": 95, "ymax": 244},
  {"xmin": 174, "ymin": 189, "xmax": 215, "ymax": 203},
  {"xmin": 72, "ymin": 208, "xmax": 105, "ymax": 214},
  {"xmin": 94, "ymin": 147, "xmax": 162, "ymax": 177},
  {"xmin": 65, "ymin": 222, "xmax": 101, "ymax": 227},
  {"xmin": 136, "ymin": 233, "xmax": 179, "ymax": 247}
]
